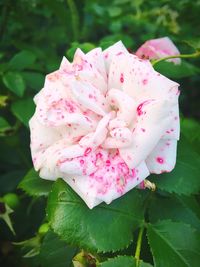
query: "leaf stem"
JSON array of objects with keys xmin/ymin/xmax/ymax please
[
  {"xmin": 135, "ymin": 225, "xmax": 145, "ymax": 267},
  {"xmin": 152, "ymin": 51, "xmax": 200, "ymax": 66},
  {"xmin": 66, "ymin": 0, "xmax": 79, "ymax": 41}
]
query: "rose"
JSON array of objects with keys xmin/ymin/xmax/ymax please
[
  {"xmin": 29, "ymin": 41, "xmax": 180, "ymax": 209},
  {"xmin": 136, "ymin": 37, "xmax": 181, "ymax": 64}
]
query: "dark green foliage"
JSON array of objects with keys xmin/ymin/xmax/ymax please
[
  {"xmin": 47, "ymin": 179, "xmax": 145, "ymax": 253},
  {"xmin": 0, "ymin": 0, "xmax": 200, "ymax": 266}
]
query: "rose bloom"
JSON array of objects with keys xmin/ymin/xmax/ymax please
[
  {"xmin": 136, "ymin": 37, "xmax": 181, "ymax": 64},
  {"xmin": 29, "ymin": 41, "xmax": 180, "ymax": 209}
]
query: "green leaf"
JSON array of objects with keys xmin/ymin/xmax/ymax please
[
  {"xmin": 11, "ymin": 97, "xmax": 35, "ymax": 127},
  {"xmin": 0, "ymin": 170, "xmax": 25, "ymax": 195},
  {"xmin": 100, "ymin": 256, "xmax": 153, "ymax": 267},
  {"xmin": 154, "ymin": 61, "xmax": 200, "ymax": 79},
  {"xmin": 181, "ymin": 118, "xmax": 200, "ymax": 155},
  {"xmin": 107, "ymin": 7, "xmax": 122, "ymax": 17},
  {"xmin": 184, "ymin": 39, "xmax": 200, "ymax": 51},
  {"xmin": 47, "ymin": 179, "xmax": 145, "ymax": 253},
  {"xmin": 22, "ymin": 71, "xmax": 45, "ymax": 91},
  {"xmin": 149, "ymin": 194, "xmax": 200, "ymax": 231},
  {"xmin": 19, "ymin": 169, "xmax": 53, "ymax": 197},
  {"xmin": 150, "ymin": 136, "xmax": 200, "ymax": 195},
  {"xmin": 9, "ymin": 50, "xmax": 36, "ymax": 71},
  {"xmin": 100, "ymin": 256, "xmax": 135, "ymax": 267},
  {"xmin": 40, "ymin": 231, "xmax": 76, "ymax": 267},
  {"xmin": 3, "ymin": 72, "xmax": 26, "ymax": 97},
  {"xmin": 147, "ymin": 220, "xmax": 200, "ymax": 267}
]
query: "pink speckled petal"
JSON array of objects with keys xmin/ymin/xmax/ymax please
[
  {"xmin": 162, "ymin": 104, "xmax": 180, "ymax": 140},
  {"xmin": 107, "ymin": 88, "xmax": 136, "ymax": 125},
  {"xmin": 119, "ymin": 99, "xmax": 177, "ymax": 168},
  {"xmin": 108, "ymin": 53, "xmax": 179, "ymax": 102},
  {"xmin": 103, "ymin": 136, "xmax": 132, "ymax": 149},
  {"xmin": 108, "ymin": 118, "xmax": 127, "ymax": 130},
  {"xmin": 86, "ymin": 48, "xmax": 107, "ymax": 83},
  {"xmin": 73, "ymin": 48, "xmax": 108, "ymax": 95},
  {"xmin": 79, "ymin": 111, "xmax": 115, "ymax": 147},
  {"xmin": 103, "ymin": 41, "xmax": 128, "ymax": 72},
  {"xmin": 38, "ymin": 143, "xmax": 88, "ymax": 180},
  {"xmin": 136, "ymin": 37, "xmax": 181, "ymax": 64},
  {"xmin": 29, "ymin": 116, "xmax": 61, "ymax": 172},
  {"xmin": 64, "ymin": 175, "xmax": 103, "ymax": 209},
  {"xmin": 59, "ymin": 56, "xmax": 71, "ymax": 71},
  {"xmin": 145, "ymin": 139, "xmax": 177, "ymax": 174},
  {"xmin": 72, "ymin": 80, "xmax": 110, "ymax": 116},
  {"xmin": 62, "ymin": 155, "xmax": 149, "ymax": 209},
  {"xmin": 103, "ymin": 127, "xmax": 133, "ymax": 148}
]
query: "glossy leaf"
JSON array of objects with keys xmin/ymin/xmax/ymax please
[
  {"xmin": 47, "ymin": 179, "xmax": 145, "ymax": 253},
  {"xmin": 149, "ymin": 194, "xmax": 200, "ymax": 231},
  {"xmin": 154, "ymin": 61, "xmax": 200, "ymax": 79},
  {"xmin": 9, "ymin": 50, "xmax": 36, "ymax": 70},
  {"xmin": 22, "ymin": 71, "xmax": 44, "ymax": 91},
  {"xmin": 40, "ymin": 231, "xmax": 76, "ymax": 267},
  {"xmin": 19, "ymin": 169, "xmax": 53, "ymax": 197},
  {"xmin": 11, "ymin": 98, "xmax": 35, "ymax": 127},
  {"xmin": 184, "ymin": 39, "xmax": 200, "ymax": 51},
  {"xmin": 100, "ymin": 256, "xmax": 153, "ymax": 267},
  {"xmin": 181, "ymin": 118, "xmax": 200, "ymax": 155},
  {"xmin": 147, "ymin": 220, "xmax": 200, "ymax": 267},
  {"xmin": 3, "ymin": 72, "xmax": 26, "ymax": 97}
]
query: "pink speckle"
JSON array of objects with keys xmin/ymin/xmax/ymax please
[
  {"xmin": 96, "ymin": 152, "xmax": 102, "ymax": 159},
  {"xmin": 131, "ymin": 169, "xmax": 136, "ymax": 177},
  {"xmin": 141, "ymin": 128, "xmax": 146, "ymax": 132},
  {"xmin": 88, "ymin": 94, "xmax": 93, "ymax": 99},
  {"xmin": 120, "ymin": 73, "xmax": 124, "ymax": 83},
  {"xmin": 137, "ymin": 99, "xmax": 154, "ymax": 116},
  {"xmin": 65, "ymin": 100, "xmax": 76, "ymax": 113},
  {"xmin": 80, "ymin": 159, "xmax": 84, "ymax": 165},
  {"xmin": 84, "ymin": 147, "xmax": 92, "ymax": 156},
  {"xmin": 106, "ymin": 160, "xmax": 111, "ymax": 166},
  {"xmin": 142, "ymin": 79, "xmax": 148, "ymax": 85},
  {"xmin": 156, "ymin": 157, "xmax": 164, "ymax": 164},
  {"xmin": 116, "ymin": 51, "xmax": 123, "ymax": 56},
  {"xmin": 85, "ymin": 116, "xmax": 91, "ymax": 122},
  {"xmin": 137, "ymin": 103, "xmax": 143, "ymax": 116}
]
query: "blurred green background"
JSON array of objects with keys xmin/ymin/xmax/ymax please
[{"xmin": 0, "ymin": 0, "xmax": 200, "ymax": 266}]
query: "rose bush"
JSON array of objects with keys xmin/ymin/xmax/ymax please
[{"xmin": 30, "ymin": 41, "xmax": 180, "ymax": 209}]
